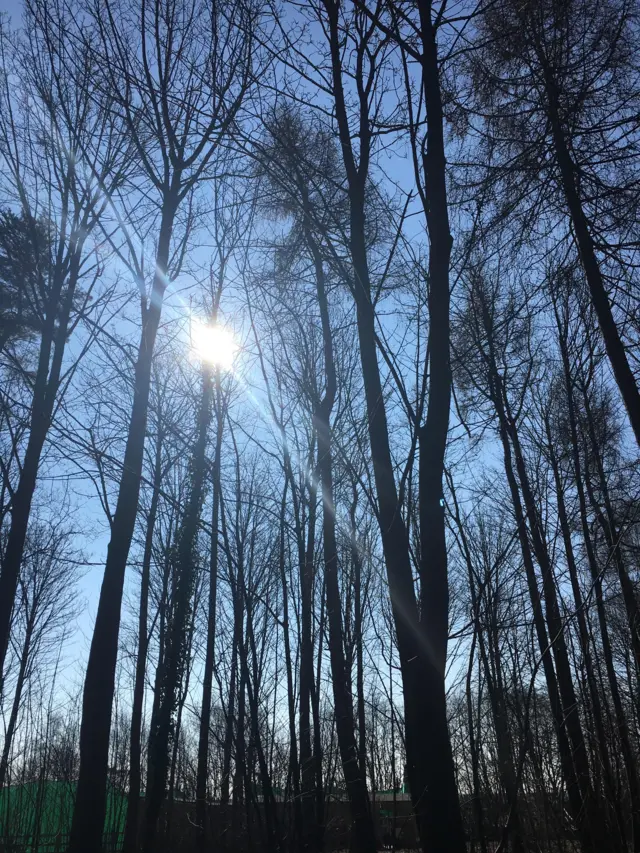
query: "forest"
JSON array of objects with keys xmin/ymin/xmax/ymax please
[{"xmin": 0, "ymin": 0, "xmax": 639, "ymax": 851}]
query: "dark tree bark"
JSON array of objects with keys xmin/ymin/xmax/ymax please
[
  {"xmin": 553, "ymin": 292, "xmax": 640, "ymax": 849},
  {"xmin": 167, "ymin": 594, "xmax": 198, "ymax": 816},
  {"xmin": 301, "ymin": 481, "xmax": 320, "ymax": 851},
  {"xmin": 544, "ymin": 415, "xmax": 626, "ymax": 844},
  {"xmin": 350, "ymin": 493, "xmax": 368, "ymax": 785},
  {"xmin": 312, "ymin": 572, "xmax": 326, "ymax": 848},
  {"xmin": 540, "ymin": 62, "xmax": 640, "ymax": 447},
  {"xmin": 69, "ymin": 201, "xmax": 177, "ymax": 853},
  {"xmin": 69, "ymin": 0, "xmax": 253, "ymax": 840},
  {"xmin": 123, "ymin": 418, "xmax": 164, "ymax": 853},
  {"xmin": 220, "ymin": 458, "xmax": 283, "ymax": 853},
  {"xmin": 143, "ymin": 363, "xmax": 213, "ymax": 852},
  {"xmin": 0, "ymin": 255, "xmax": 80, "ymax": 691},
  {"xmin": 414, "ymin": 5, "xmax": 468, "ymax": 850},
  {"xmin": 465, "ymin": 629, "xmax": 488, "ymax": 853},
  {"xmin": 471, "ymin": 285, "xmax": 609, "ymax": 853},
  {"xmin": 449, "ymin": 481, "xmax": 525, "ymax": 853},
  {"xmin": 321, "ymin": 1, "xmax": 465, "ymax": 849},
  {"xmin": 510, "ymin": 429, "xmax": 608, "ymax": 848},
  {"xmin": 0, "ymin": 603, "xmax": 34, "ymax": 787},
  {"xmin": 309, "ymin": 224, "xmax": 376, "ymax": 853},
  {"xmin": 498, "ymin": 408, "xmax": 589, "ymax": 847},
  {"xmin": 579, "ymin": 383, "xmax": 640, "ymax": 674},
  {"xmin": 195, "ymin": 372, "xmax": 224, "ymax": 853},
  {"xmin": 219, "ymin": 515, "xmax": 241, "ymax": 811},
  {"xmin": 277, "ymin": 478, "xmax": 304, "ymax": 848}
]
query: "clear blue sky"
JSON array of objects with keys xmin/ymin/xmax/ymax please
[{"xmin": 1, "ymin": 0, "xmax": 21, "ymax": 23}]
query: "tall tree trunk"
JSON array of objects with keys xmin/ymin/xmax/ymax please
[
  {"xmin": 488, "ymin": 363, "xmax": 591, "ymax": 848},
  {"xmin": 144, "ymin": 361, "xmax": 213, "ymax": 852},
  {"xmin": 123, "ymin": 422, "xmax": 164, "ymax": 853},
  {"xmin": 146, "ymin": 531, "xmax": 173, "ymax": 785},
  {"xmin": 508, "ymin": 407, "xmax": 609, "ymax": 853},
  {"xmin": 465, "ymin": 631, "xmax": 488, "ymax": 853},
  {"xmin": 481, "ymin": 625, "xmax": 525, "ymax": 853},
  {"xmin": 277, "ymin": 479, "xmax": 303, "ymax": 848},
  {"xmin": 309, "ymin": 230, "xmax": 376, "ymax": 853},
  {"xmin": 0, "ymin": 612, "xmax": 33, "ymax": 787},
  {"xmin": 475, "ymin": 282, "xmax": 610, "ymax": 851},
  {"xmin": 323, "ymin": 2, "xmax": 465, "ymax": 848},
  {"xmin": 299, "ymin": 474, "xmax": 319, "ymax": 852},
  {"xmin": 231, "ymin": 644, "xmax": 246, "ymax": 844},
  {"xmin": 195, "ymin": 373, "xmax": 224, "ymax": 853},
  {"xmin": 218, "ymin": 486, "xmax": 244, "ymax": 849},
  {"xmin": 449, "ymin": 482, "xmax": 524, "ymax": 853},
  {"xmin": 223, "ymin": 469, "xmax": 282, "ymax": 853},
  {"xmin": 69, "ymin": 196, "xmax": 177, "ymax": 853},
  {"xmin": 167, "ymin": 600, "xmax": 197, "ymax": 828},
  {"xmin": 351, "ymin": 494, "xmax": 367, "ymax": 784},
  {"xmin": 0, "ymin": 258, "xmax": 79, "ymax": 691},
  {"xmin": 414, "ymin": 5, "xmax": 467, "ymax": 850},
  {"xmin": 545, "ymin": 417, "xmax": 625, "ymax": 844},
  {"xmin": 312, "ymin": 574, "xmax": 325, "ymax": 849},
  {"xmin": 580, "ymin": 385, "xmax": 640, "ymax": 673},
  {"xmin": 220, "ymin": 638, "xmax": 238, "ymax": 809},
  {"xmin": 240, "ymin": 596, "xmax": 282, "ymax": 853},
  {"xmin": 554, "ymin": 299, "xmax": 640, "ymax": 850},
  {"xmin": 541, "ymin": 62, "xmax": 640, "ymax": 446}
]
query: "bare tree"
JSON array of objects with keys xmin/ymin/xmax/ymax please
[
  {"xmin": 0, "ymin": 8, "xmax": 129, "ymax": 691},
  {"xmin": 0, "ymin": 520, "xmax": 81, "ymax": 786},
  {"xmin": 65, "ymin": 0, "xmax": 258, "ymax": 847}
]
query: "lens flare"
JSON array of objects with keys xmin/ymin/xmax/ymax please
[{"xmin": 191, "ymin": 320, "xmax": 236, "ymax": 370}]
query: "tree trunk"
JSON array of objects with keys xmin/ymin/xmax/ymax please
[
  {"xmin": 450, "ymin": 481, "xmax": 524, "ymax": 853},
  {"xmin": 0, "ymin": 259, "xmax": 79, "ymax": 691},
  {"xmin": 554, "ymin": 300, "xmax": 640, "ymax": 850},
  {"xmin": 580, "ymin": 385, "xmax": 640, "ymax": 673},
  {"xmin": 299, "ymin": 474, "xmax": 319, "ymax": 851},
  {"xmin": 465, "ymin": 630, "xmax": 488, "ymax": 853},
  {"xmin": 195, "ymin": 373, "xmax": 224, "ymax": 853},
  {"xmin": 351, "ymin": 494, "xmax": 367, "ymax": 784},
  {"xmin": 277, "ymin": 479, "xmax": 303, "ymax": 848},
  {"xmin": 0, "ymin": 613, "xmax": 33, "ymax": 787},
  {"xmin": 228, "ymin": 486, "xmax": 282, "ymax": 853},
  {"xmin": 489, "ymin": 365, "xmax": 590, "ymax": 848},
  {"xmin": 543, "ymin": 65, "xmax": 640, "ymax": 446},
  {"xmin": 510, "ymin": 410, "xmax": 609, "ymax": 852},
  {"xmin": 312, "ymin": 574, "xmax": 325, "ymax": 850},
  {"xmin": 123, "ymin": 422, "xmax": 163, "ymax": 853},
  {"xmin": 167, "ymin": 601, "xmax": 197, "ymax": 829},
  {"xmin": 323, "ymin": 0, "xmax": 465, "ymax": 845},
  {"xmin": 144, "ymin": 362, "xmax": 213, "ymax": 852},
  {"xmin": 545, "ymin": 417, "xmax": 625, "ymax": 845},
  {"xmin": 69, "ymin": 199, "xmax": 176, "ymax": 853},
  {"xmin": 414, "ymin": 4, "xmax": 468, "ymax": 849},
  {"xmin": 220, "ymin": 639, "xmax": 238, "ymax": 808},
  {"xmin": 311, "ymin": 233, "xmax": 376, "ymax": 853}
]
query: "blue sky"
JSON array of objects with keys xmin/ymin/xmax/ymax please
[{"xmin": 1, "ymin": 0, "xmax": 21, "ymax": 22}]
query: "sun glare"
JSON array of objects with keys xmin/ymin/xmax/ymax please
[{"xmin": 191, "ymin": 320, "xmax": 237, "ymax": 370}]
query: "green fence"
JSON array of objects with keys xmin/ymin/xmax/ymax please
[{"xmin": 0, "ymin": 781, "xmax": 126, "ymax": 852}]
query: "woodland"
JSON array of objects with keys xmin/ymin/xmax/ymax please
[{"xmin": 0, "ymin": 0, "xmax": 639, "ymax": 851}]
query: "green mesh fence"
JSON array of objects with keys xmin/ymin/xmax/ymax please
[{"xmin": 0, "ymin": 781, "xmax": 127, "ymax": 852}]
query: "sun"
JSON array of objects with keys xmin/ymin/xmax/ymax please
[{"xmin": 191, "ymin": 319, "xmax": 236, "ymax": 370}]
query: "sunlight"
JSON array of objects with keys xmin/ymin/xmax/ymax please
[{"xmin": 190, "ymin": 319, "xmax": 237, "ymax": 370}]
